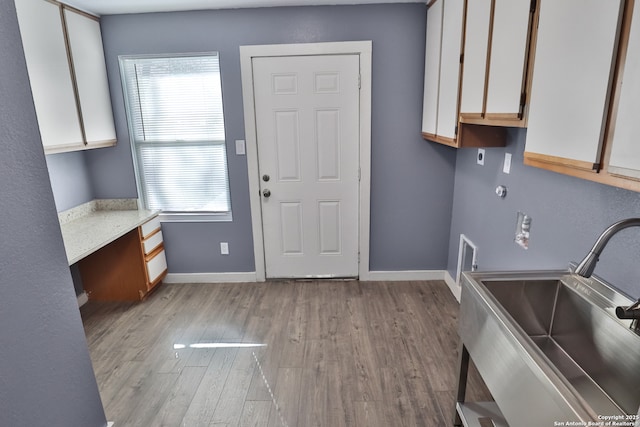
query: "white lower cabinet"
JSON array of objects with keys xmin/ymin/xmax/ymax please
[
  {"xmin": 140, "ymin": 217, "xmax": 168, "ymax": 291},
  {"xmin": 146, "ymin": 249, "xmax": 168, "ymax": 286}
]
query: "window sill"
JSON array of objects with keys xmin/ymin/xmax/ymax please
[{"xmin": 158, "ymin": 212, "xmax": 232, "ymax": 223}]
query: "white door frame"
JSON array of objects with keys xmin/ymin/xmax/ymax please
[{"xmin": 240, "ymin": 41, "xmax": 372, "ymax": 282}]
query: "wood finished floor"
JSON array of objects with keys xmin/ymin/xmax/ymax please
[{"xmin": 81, "ymin": 280, "xmax": 491, "ymax": 427}]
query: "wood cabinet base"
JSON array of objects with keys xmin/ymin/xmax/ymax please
[
  {"xmin": 457, "ymin": 123, "xmax": 507, "ymax": 148},
  {"xmin": 79, "ymin": 228, "xmax": 166, "ymax": 301},
  {"xmin": 422, "ymin": 124, "xmax": 507, "ymax": 149}
]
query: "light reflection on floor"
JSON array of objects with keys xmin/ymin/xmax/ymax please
[{"xmin": 173, "ymin": 342, "xmax": 267, "ymax": 349}]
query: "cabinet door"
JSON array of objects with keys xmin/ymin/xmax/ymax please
[
  {"xmin": 459, "ymin": 0, "xmax": 492, "ymax": 117},
  {"xmin": 437, "ymin": 0, "xmax": 464, "ymax": 140},
  {"xmin": 525, "ymin": 0, "xmax": 622, "ymax": 170},
  {"xmin": 64, "ymin": 8, "xmax": 116, "ymax": 147},
  {"xmin": 485, "ymin": 0, "xmax": 531, "ymax": 117},
  {"xmin": 15, "ymin": 0, "xmax": 84, "ymax": 153},
  {"xmin": 422, "ymin": 0, "xmax": 443, "ymax": 136},
  {"xmin": 608, "ymin": 1, "xmax": 640, "ymax": 179}
]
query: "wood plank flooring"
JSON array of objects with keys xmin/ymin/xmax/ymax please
[{"xmin": 81, "ymin": 280, "xmax": 491, "ymax": 426}]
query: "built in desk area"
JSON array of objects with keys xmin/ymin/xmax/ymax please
[{"xmin": 59, "ymin": 199, "xmax": 167, "ymax": 301}]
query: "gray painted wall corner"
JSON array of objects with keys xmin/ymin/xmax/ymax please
[
  {"xmin": 46, "ymin": 151, "xmax": 95, "ymax": 212},
  {"xmin": 0, "ymin": 1, "xmax": 107, "ymax": 425}
]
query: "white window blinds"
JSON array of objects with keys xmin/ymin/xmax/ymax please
[{"xmin": 120, "ymin": 53, "xmax": 230, "ymax": 215}]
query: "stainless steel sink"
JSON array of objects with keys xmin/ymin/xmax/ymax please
[{"xmin": 457, "ymin": 270, "xmax": 640, "ymax": 426}]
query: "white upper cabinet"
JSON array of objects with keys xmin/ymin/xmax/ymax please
[
  {"xmin": 422, "ymin": 0, "xmax": 443, "ymax": 137},
  {"xmin": 437, "ymin": 0, "xmax": 464, "ymax": 140},
  {"xmin": 421, "ymin": 0, "xmax": 464, "ymax": 145},
  {"xmin": 459, "ymin": 0, "xmax": 491, "ymax": 117},
  {"xmin": 608, "ymin": 1, "xmax": 640, "ymax": 180},
  {"xmin": 15, "ymin": 0, "xmax": 116, "ymax": 154},
  {"xmin": 525, "ymin": 0, "xmax": 623, "ymax": 170},
  {"xmin": 15, "ymin": 0, "xmax": 84, "ymax": 152},
  {"xmin": 64, "ymin": 8, "xmax": 116, "ymax": 147},
  {"xmin": 459, "ymin": 0, "xmax": 533, "ymax": 125},
  {"xmin": 485, "ymin": 0, "xmax": 532, "ymax": 117},
  {"xmin": 422, "ymin": 0, "xmax": 507, "ymax": 148}
]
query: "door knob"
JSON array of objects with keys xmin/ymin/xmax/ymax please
[
  {"xmin": 262, "ymin": 189, "xmax": 271, "ymax": 198},
  {"xmin": 262, "ymin": 174, "xmax": 270, "ymax": 182}
]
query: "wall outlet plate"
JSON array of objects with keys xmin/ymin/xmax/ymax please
[
  {"xmin": 235, "ymin": 140, "xmax": 246, "ymax": 155},
  {"xmin": 477, "ymin": 149, "xmax": 485, "ymax": 166},
  {"xmin": 220, "ymin": 242, "xmax": 229, "ymax": 255},
  {"xmin": 503, "ymin": 153, "xmax": 512, "ymax": 174}
]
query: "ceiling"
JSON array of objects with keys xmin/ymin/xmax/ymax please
[{"xmin": 65, "ymin": 0, "xmax": 424, "ymax": 16}]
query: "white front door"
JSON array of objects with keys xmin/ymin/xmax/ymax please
[{"xmin": 252, "ymin": 54, "xmax": 360, "ymax": 278}]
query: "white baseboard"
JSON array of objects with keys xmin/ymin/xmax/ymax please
[
  {"xmin": 107, "ymin": 422, "xmax": 114, "ymax": 427},
  {"xmin": 163, "ymin": 272, "xmax": 257, "ymax": 284},
  {"xmin": 365, "ymin": 270, "xmax": 446, "ymax": 281},
  {"xmin": 162, "ymin": 270, "xmax": 461, "ymax": 304},
  {"xmin": 77, "ymin": 291, "xmax": 88, "ymax": 307},
  {"xmin": 444, "ymin": 270, "xmax": 461, "ymax": 303}
]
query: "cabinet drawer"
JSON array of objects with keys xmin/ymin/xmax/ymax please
[
  {"xmin": 146, "ymin": 249, "xmax": 167, "ymax": 285},
  {"xmin": 141, "ymin": 216, "xmax": 161, "ymax": 238},
  {"xmin": 143, "ymin": 230, "xmax": 163, "ymax": 255}
]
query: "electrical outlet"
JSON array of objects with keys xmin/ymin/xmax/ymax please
[
  {"xmin": 235, "ymin": 140, "xmax": 245, "ymax": 155},
  {"xmin": 503, "ymin": 153, "xmax": 512, "ymax": 174},
  {"xmin": 477, "ymin": 149, "xmax": 485, "ymax": 166},
  {"xmin": 220, "ymin": 242, "xmax": 229, "ymax": 255}
]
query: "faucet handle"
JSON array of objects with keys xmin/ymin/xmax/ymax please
[{"xmin": 615, "ymin": 299, "xmax": 640, "ymax": 319}]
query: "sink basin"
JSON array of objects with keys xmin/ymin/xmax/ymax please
[{"xmin": 459, "ymin": 270, "xmax": 640, "ymax": 426}]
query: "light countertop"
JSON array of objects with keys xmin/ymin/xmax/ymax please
[{"xmin": 59, "ymin": 199, "xmax": 158, "ymax": 265}]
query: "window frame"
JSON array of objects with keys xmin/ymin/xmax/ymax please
[{"xmin": 118, "ymin": 52, "xmax": 232, "ymax": 223}]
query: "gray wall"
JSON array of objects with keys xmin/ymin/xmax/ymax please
[
  {"xmin": 0, "ymin": 1, "xmax": 107, "ymax": 425},
  {"xmin": 87, "ymin": 4, "xmax": 456, "ymax": 273},
  {"xmin": 46, "ymin": 151, "xmax": 94, "ymax": 212},
  {"xmin": 447, "ymin": 128, "xmax": 640, "ymax": 298}
]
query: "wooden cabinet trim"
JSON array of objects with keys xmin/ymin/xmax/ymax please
[
  {"xmin": 524, "ymin": 154, "xmax": 640, "ymax": 193},
  {"xmin": 422, "ymin": 131, "xmax": 458, "ymax": 148},
  {"xmin": 484, "ymin": 112, "xmax": 520, "ymax": 121},
  {"xmin": 145, "ymin": 242, "xmax": 165, "ymax": 262},
  {"xmin": 459, "ymin": 114, "xmax": 526, "ymax": 128},
  {"xmin": 524, "ymin": 151, "xmax": 598, "ymax": 172}
]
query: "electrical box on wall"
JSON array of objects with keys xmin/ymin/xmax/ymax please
[{"xmin": 515, "ymin": 212, "xmax": 532, "ymax": 249}]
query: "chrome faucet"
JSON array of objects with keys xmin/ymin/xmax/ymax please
[
  {"xmin": 575, "ymin": 218, "xmax": 640, "ymax": 333},
  {"xmin": 574, "ymin": 218, "xmax": 640, "ymax": 278}
]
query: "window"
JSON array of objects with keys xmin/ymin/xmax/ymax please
[{"xmin": 119, "ymin": 53, "xmax": 231, "ymax": 220}]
